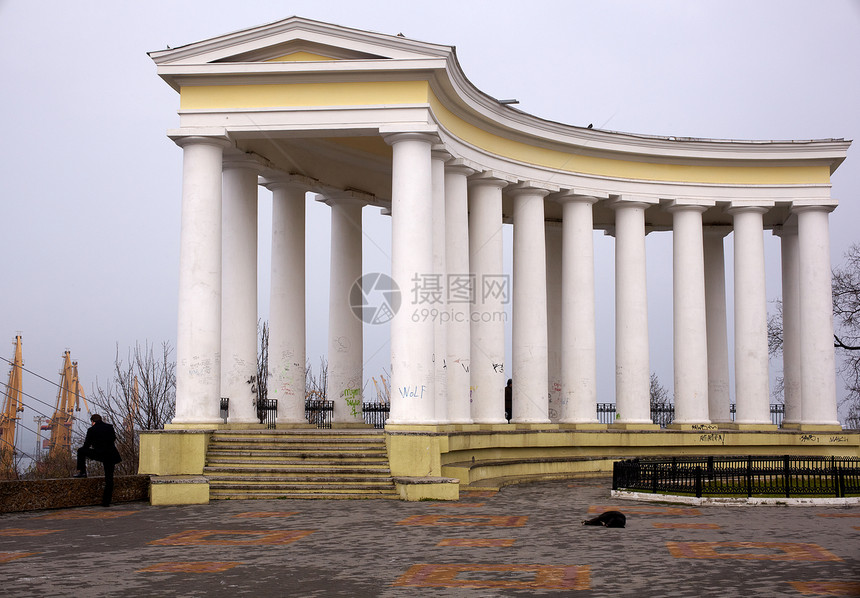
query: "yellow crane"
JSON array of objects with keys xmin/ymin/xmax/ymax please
[
  {"xmin": 46, "ymin": 351, "xmax": 89, "ymax": 459},
  {"xmin": 0, "ymin": 336, "xmax": 24, "ymax": 476}
]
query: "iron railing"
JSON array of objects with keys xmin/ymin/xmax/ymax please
[
  {"xmin": 613, "ymin": 455, "xmax": 860, "ymax": 498},
  {"xmin": 305, "ymin": 400, "xmax": 333, "ymax": 429},
  {"xmin": 596, "ymin": 403, "xmax": 786, "ymax": 428},
  {"xmin": 220, "ymin": 397, "xmax": 229, "ymax": 424},
  {"xmin": 362, "ymin": 402, "xmax": 390, "ymax": 429},
  {"xmin": 256, "ymin": 398, "xmax": 278, "ymax": 429}
]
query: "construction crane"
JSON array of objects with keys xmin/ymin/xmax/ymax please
[
  {"xmin": 0, "ymin": 336, "xmax": 24, "ymax": 476},
  {"xmin": 46, "ymin": 351, "xmax": 89, "ymax": 459}
]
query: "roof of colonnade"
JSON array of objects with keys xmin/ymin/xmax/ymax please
[{"xmin": 150, "ymin": 16, "xmax": 850, "ymax": 224}]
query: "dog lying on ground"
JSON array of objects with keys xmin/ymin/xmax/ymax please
[{"xmin": 581, "ymin": 510, "xmax": 626, "ymax": 528}]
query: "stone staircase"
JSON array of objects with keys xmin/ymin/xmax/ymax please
[{"xmin": 204, "ymin": 429, "xmax": 398, "ymax": 500}]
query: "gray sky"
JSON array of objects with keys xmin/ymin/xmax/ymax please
[{"xmin": 1, "ymin": 0, "xmax": 859, "ymax": 460}]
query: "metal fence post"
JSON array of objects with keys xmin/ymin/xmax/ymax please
[
  {"xmin": 695, "ymin": 466, "xmax": 702, "ymax": 498},
  {"xmin": 746, "ymin": 456, "xmax": 753, "ymax": 498},
  {"xmin": 783, "ymin": 455, "xmax": 791, "ymax": 498}
]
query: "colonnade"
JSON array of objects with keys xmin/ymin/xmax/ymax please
[{"xmin": 169, "ymin": 133, "xmax": 841, "ymax": 430}]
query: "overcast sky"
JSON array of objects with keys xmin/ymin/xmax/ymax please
[{"xmin": 1, "ymin": 0, "xmax": 859, "ymax": 460}]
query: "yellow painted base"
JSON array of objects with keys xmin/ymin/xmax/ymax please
[
  {"xmin": 394, "ymin": 479, "xmax": 460, "ymax": 501},
  {"xmin": 150, "ymin": 476, "xmax": 210, "ymax": 506},
  {"xmin": 139, "ymin": 430, "xmax": 211, "ymax": 476},
  {"xmin": 722, "ymin": 423, "xmax": 779, "ymax": 431},
  {"xmin": 608, "ymin": 422, "xmax": 661, "ymax": 431},
  {"xmin": 665, "ymin": 423, "xmax": 723, "ymax": 431},
  {"xmin": 783, "ymin": 423, "xmax": 844, "ymax": 432}
]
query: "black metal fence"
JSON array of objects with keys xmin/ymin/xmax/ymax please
[
  {"xmin": 220, "ymin": 397, "xmax": 229, "ymax": 424},
  {"xmin": 596, "ymin": 403, "xmax": 786, "ymax": 428},
  {"xmin": 256, "ymin": 399, "xmax": 278, "ymax": 429},
  {"xmin": 305, "ymin": 400, "xmax": 333, "ymax": 429},
  {"xmin": 613, "ymin": 455, "xmax": 860, "ymax": 498},
  {"xmin": 362, "ymin": 402, "xmax": 390, "ymax": 429}
]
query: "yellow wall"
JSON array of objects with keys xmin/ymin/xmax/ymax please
[{"xmin": 179, "ymin": 80, "xmax": 830, "ymax": 186}]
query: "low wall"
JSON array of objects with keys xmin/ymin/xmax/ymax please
[{"xmin": 0, "ymin": 476, "xmax": 150, "ymax": 513}]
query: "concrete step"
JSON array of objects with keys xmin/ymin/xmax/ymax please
[
  {"xmin": 209, "ymin": 491, "xmax": 398, "ymax": 500},
  {"xmin": 209, "ymin": 481, "xmax": 394, "ymax": 490},
  {"xmin": 206, "ymin": 448, "xmax": 387, "ymax": 457},
  {"xmin": 206, "ymin": 455, "xmax": 388, "ymax": 465}
]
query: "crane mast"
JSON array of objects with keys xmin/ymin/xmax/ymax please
[
  {"xmin": 46, "ymin": 351, "xmax": 89, "ymax": 459},
  {"xmin": 1, "ymin": 336, "xmax": 24, "ymax": 476}
]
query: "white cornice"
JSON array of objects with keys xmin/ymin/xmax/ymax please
[{"xmin": 152, "ymin": 16, "xmax": 851, "ymax": 174}]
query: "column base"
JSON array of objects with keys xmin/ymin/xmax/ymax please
[
  {"xmin": 275, "ymin": 421, "xmax": 317, "ymax": 429},
  {"xmin": 331, "ymin": 422, "xmax": 376, "ymax": 429},
  {"xmin": 665, "ymin": 423, "xmax": 722, "ymax": 431},
  {"xmin": 164, "ymin": 422, "xmax": 222, "ymax": 430},
  {"xmin": 722, "ymin": 423, "xmax": 778, "ymax": 431},
  {"xmin": 783, "ymin": 423, "xmax": 844, "ymax": 432},
  {"xmin": 558, "ymin": 422, "xmax": 606, "ymax": 430},
  {"xmin": 608, "ymin": 422, "xmax": 661, "ymax": 431}
]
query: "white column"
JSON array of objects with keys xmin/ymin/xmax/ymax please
[
  {"xmin": 557, "ymin": 194, "xmax": 599, "ymax": 424},
  {"xmin": 431, "ymin": 148, "xmax": 450, "ymax": 423},
  {"xmin": 510, "ymin": 184, "xmax": 550, "ymax": 423},
  {"xmin": 444, "ymin": 161, "xmax": 475, "ymax": 423},
  {"xmin": 727, "ymin": 205, "xmax": 771, "ymax": 424},
  {"xmin": 667, "ymin": 202, "xmax": 710, "ymax": 424},
  {"xmin": 324, "ymin": 192, "xmax": 365, "ymax": 424},
  {"xmin": 172, "ymin": 135, "xmax": 230, "ymax": 424},
  {"xmin": 385, "ymin": 133, "xmax": 436, "ymax": 424},
  {"xmin": 775, "ymin": 225, "xmax": 801, "ymax": 425},
  {"xmin": 794, "ymin": 205, "xmax": 840, "ymax": 426},
  {"xmin": 545, "ymin": 222, "xmax": 562, "ymax": 422},
  {"xmin": 703, "ymin": 228, "xmax": 732, "ymax": 423},
  {"xmin": 220, "ymin": 156, "xmax": 263, "ymax": 424},
  {"xmin": 468, "ymin": 173, "xmax": 508, "ymax": 424},
  {"xmin": 263, "ymin": 174, "xmax": 309, "ymax": 423},
  {"xmin": 609, "ymin": 198, "xmax": 653, "ymax": 425}
]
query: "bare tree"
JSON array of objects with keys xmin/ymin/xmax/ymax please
[
  {"xmin": 305, "ymin": 357, "xmax": 328, "ymax": 400},
  {"xmin": 257, "ymin": 319, "xmax": 268, "ymax": 402},
  {"xmin": 649, "ymin": 372, "xmax": 671, "ymax": 410},
  {"xmin": 89, "ymin": 341, "xmax": 176, "ymax": 474}
]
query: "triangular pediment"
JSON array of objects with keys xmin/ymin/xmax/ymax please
[{"xmin": 149, "ymin": 16, "xmax": 452, "ymax": 66}]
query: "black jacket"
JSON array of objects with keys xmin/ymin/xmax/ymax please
[{"xmin": 82, "ymin": 421, "xmax": 122, "ymax": 465}]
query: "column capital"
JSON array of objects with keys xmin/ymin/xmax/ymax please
[
  {"xmin": 548, "ymin": 189, "xmax": 607, "ymax": 204},
  {"xmin": 382, "ymin": 131, "xmax": 439, "ymax": 147},
  {"xmin": 467, "ymin": 170, "xmax": 512, "ymax": 190},
  {"xmin": 260, "ymin": 172, "xmax": 318, "ymax": 192},
  {"xmin": 431, "ymin": 145, "xmax": 453, "ymax": 162},
  {"xmin": 222, "ymin": 153, "xmax": 266, "ymax": 174},
  {"xmin": 444, "ymin": 158, "xmax": 477, "ymax": 177},
  {"xmin": 168, "ymin": 129, "xmax": 231, "ymax": 149},
  {"xmin": 724, "ymin": 202, "xmax": 772, "ymax": 216},
  {"xmin": 507, "ymin": 180, "xmax": 557, "ymax": 198},
  {"xmin": 606, "ymin": 196, "xmax": 657, "ymax": 211},
  {"xmin": 317, "ymin": 188, "xmax": 372, "ymax": 208},
  {"xmin": 790, "ymin": 202, "xmax": 836, "ymax": 215},
  {"xmin": 664, "ymin": 199, "xmax": 714, "ymax": 213},
  {"xmin": 703, "ymin": 225, "xmax": 733, "ymax": 238}
]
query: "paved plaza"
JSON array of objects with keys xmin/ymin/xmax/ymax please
[{"xmin": 1, "ymin": 479, "xmax": 858, "ymax": 597}]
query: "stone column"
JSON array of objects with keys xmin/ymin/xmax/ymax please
[
  {"xmin": 727, "ymin": 205, "xmax": 772, "ymax": 425},
  {"xmin": 774, "ymin": 225, "xmax": 801, "ymax": 426},
  {"xmin": 556, "ymin": 193, "xmax": 599, "ymax": 424},
  {"xmin": 608, "ymin": 198, "xmax": 654, "ymax": 426},
  {"xmin": 468, "ymin": 173, "xmax": 508, "ymax": 424},
  {"xmin": 263, "ymin": 174, "xmax": 310, "ymax": 423},
  {"xmin": 324, "ymin": 192, "xmax": 366, "ymax": 425},
  {"xmin": 431, "ymin": 147, "xmax": 450, "ymax": 423},
  {"xmin": 703, "ymin": 228, "xmax": 732, "ymax": 423},
  {"xmin": 171, "ymin": 134, "xmax": 230, "ymax": 424},
  {"xmin": 510, "ymin": 183, "xmax": 550, "ymax": 423},
  {"xmin": 444, "ymin": 161, "xmax": 475, "ymax": 423},
  {"xmin": 794, "ymin": 204, "xmax": 840, "ymax": 427},
  {"xmin": 545, "ymin": 222, "xmax": 562, "ymax": 422},
  {"xmin": 667, "ymin": 202, "xmax": 710, "ymax": 425},
  {"xmin": 220, "ymin": 155, "xmax": 263, "ymax": 424},
  {"xmin": 385, "ymin": 133, "xmax": 436, "ymax": 424}
]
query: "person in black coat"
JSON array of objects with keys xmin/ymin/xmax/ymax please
[{"xmin": 74, "ymin": 414, "xmax": 122, "ymax": 506}]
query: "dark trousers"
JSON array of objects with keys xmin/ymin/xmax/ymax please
[{"xmin": 76, "ymin": 447, "xmax": 115, "ymax": 506}]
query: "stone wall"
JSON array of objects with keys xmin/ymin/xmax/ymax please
[{"xmin": 0, "ymin": 476, "xmax": 150, "ymax": 513}]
